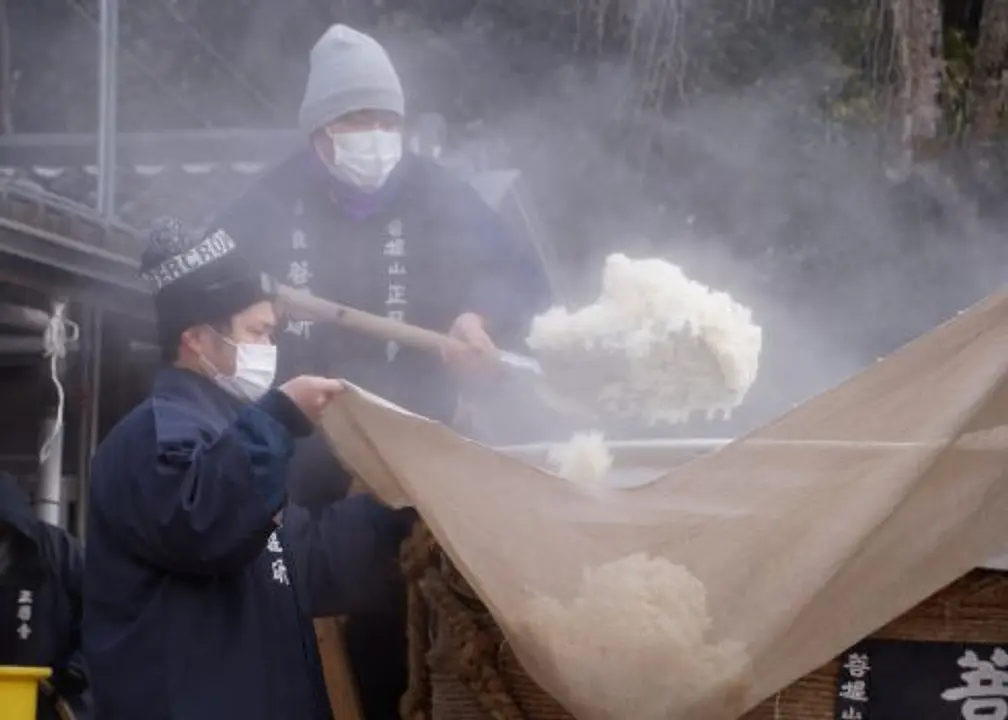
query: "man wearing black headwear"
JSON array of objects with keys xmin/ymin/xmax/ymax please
[
  {"xmin": 0, "ymin": 472, "xmax": 91, "ymax": 720},
  {"xmin": 82, "ymin": 217, "xmax": 411, "ymax": 720}
]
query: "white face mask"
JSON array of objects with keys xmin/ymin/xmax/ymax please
[
  {"xmin": 325, "ymin": 129, "xmax": 403, "ymax": 191},
  {"xmin": 203, "ymin": 340, "xmax": 277, "ymax": 402}
]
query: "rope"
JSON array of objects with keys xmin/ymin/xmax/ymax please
[
  {"xmin": 402, "ymin": 583, "xmax": 431, "ymax": 720},
  {"xmin": 39, "ymin": 304, "xmax": 79, "ymax": 464},
  {"xmin": 419, "ymin": 568, "xmax": 526, "ymax": 720},
  {"xmin": 400, "ymin": 523, "xmax": 438, "ymax": 720},
  {"xmin": 401, "ymin": 523, "xmax": 526, "ymax": 720}
]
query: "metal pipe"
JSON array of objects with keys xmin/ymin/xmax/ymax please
[
  {"xmin": 97, "ymin": 0, "xmax": 119, "ymax": 219},
  {"xmin": 0, "ymin": 335, "xmax": 47, "ymax": 354},
  {"xmin": 0, "ymin": 302, "xmax": 49, "ymax": 332},
  {"xmin": 35, "ymin": 299, "xmax": 68, "ymax": 526},
  {"xmin": 36, "ymin": 416, "xmax": 64, "ymax": 526},
  {"xmin": 498, "ymin": 437, "xmax": 965, "ymax": 468},
  {"xmin": 0, "ymin": 454, "xmax": 40, "ymax": 468},
  {"xmin": 0, "ymin": 216, "xmax": 139, "ymax": 269},
  {"xmin": 128, "ymin": 339, "xmax": 159, "ymax": 354},
  {"xmin": 71, "ymin": 0, "xmax": 116, "ymax": 538},
  {"xmin": 0, "ymin": 128, "xmax": 301, "ymax": 166},
  {"xmin": 498, "ymin": 438, "xmax": 965, "ymax": 453}
]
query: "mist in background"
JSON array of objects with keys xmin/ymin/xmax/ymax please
[
  {"xmin": 379, "ymin": 11, "xmax": 1008, "ymax": 436},
  {"xmin": 12, "ymin": 0, "xmax": 1008, "ymax": 438}
]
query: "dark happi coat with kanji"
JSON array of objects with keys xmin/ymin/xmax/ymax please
[
  {"xmin": 210, "ymin": 149, "xmax": 551, "ymax": 719},
  {"xmin": 83, "ymin": 368, "xmax": 409, "ymax": 720}
]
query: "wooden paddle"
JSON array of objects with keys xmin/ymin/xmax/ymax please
[
  {"xmin": 265, "ymin": 276, "xmax": 546, "ymax": 376},
  {"xmin": 263, "ymin": 276, "xmax": 592, "ymax": 417}
]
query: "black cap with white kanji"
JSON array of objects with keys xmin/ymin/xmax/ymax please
[{"xmin": 140, "ymin": 216, "xmax": 271, "ymax": 352}]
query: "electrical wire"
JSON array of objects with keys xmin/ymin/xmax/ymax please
[
  {"xmin": 149, "ymin": 0, "xmax": 286, "ymax": 122},
  {"xmin": 62, "ymin": 0, "xmax": 214, "ymax": 128}
]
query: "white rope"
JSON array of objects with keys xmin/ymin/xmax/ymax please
[{"xmin": 38, "ymin": 307, "xmax": 79, "ymax": 464}]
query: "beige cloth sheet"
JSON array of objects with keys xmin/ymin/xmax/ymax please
[{"xmin": 321, "ymin": 289, "xmax": 1008, "ymax": 718}]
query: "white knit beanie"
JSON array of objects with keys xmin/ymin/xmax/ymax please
[{"xmin": 298, "ymin": 24, "xmax": 405, "ymax": 134}]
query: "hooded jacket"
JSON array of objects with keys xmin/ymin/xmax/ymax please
[
  {"xmin": 0, "ymin": 473, "xmax": 91, "ymax": 720},
  {"xmin": 82, "ymin": 368, "xmax": 412, "ymax": 720}
]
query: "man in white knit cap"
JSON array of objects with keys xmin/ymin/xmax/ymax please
[
  {"xmin": 298, "ymin": 24, "xmax": 408, "ymax": 193},
  {"xmin": 211, "ymin": 23, "xmax": 552, "ymax": 720}
]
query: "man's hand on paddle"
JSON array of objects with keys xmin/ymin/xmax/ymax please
[{"xmin": 442, "ymin": 312, "xmax": 500, "ymax": 376}]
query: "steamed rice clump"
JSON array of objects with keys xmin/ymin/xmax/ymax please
[
  {"xmin": 520, "ymin": 553, "xmax": 751, "ymax": 720},
  {"xmin": 526, "ymin": 253, "xmax": 763, "ymax": 424},
  {"xmin": 547, "ymin": 432, "xmax": 612, "ymax": 491}
]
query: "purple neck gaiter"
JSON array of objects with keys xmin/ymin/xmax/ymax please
[{"xmin": 310, "ymin": 149, "xmax": 407, "ymax": 221}]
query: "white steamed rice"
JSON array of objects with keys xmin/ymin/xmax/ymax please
[{"xmin": 526, "ymin": 253, "xmax": 763, "ymax": 424}]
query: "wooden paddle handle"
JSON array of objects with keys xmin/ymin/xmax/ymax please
[
  {"xmin": 313, "ymin": 617, "xmax": 364, "ymax": 720},
  {"xmin": 273, "ymin": 282, "xmax": 457, "ymax": 355}
]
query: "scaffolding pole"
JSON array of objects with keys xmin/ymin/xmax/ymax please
[
  {"xmin": 97, "ymin": 0, "xmax": 119, "ymax": 218},
  {"xmin": 36, "ymin": 416, "xmax": 64, "ymax": 526},
  {"xmin": 36, "ymin": 299, "xmax": 67, "ymax": 527},
  {"xmin": 73, "ymin": 0, "xmax": 118, "ymax": 538}
]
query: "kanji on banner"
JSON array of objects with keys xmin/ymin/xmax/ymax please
[{"xmin": 835, "ymin": 639, "xmax": 1008, "ymax": 720}]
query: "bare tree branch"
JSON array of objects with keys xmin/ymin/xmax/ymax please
[
  {"xmin": 969, "ymin": 0, "xmax": 1008, "ymax": 140},
  {"xmin": 890, "ymin": 0, "xmax": 944, "ymax": 171}
]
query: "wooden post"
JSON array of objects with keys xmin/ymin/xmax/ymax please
[
  {"xmin": 313, "ymin": 616, "xmax": 364, "ymax": 720},
  {"xmin": 313, "ymin": 479, "xmax": 381, "ymax": 720}
]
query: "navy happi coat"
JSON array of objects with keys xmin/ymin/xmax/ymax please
[
  {"xmin": 210, "ymin": 149, "xmax": 552, "ymax": 719},
  {"xmin": 213, "ymin": 150, "xmax": 551, "ymax": 422},
  {"xmin": 0, "ymin": 473, "xmax": 91, "ymax": 720},
  {"xmin": 83, "ymin": 368, "xmax": 409, "ymax": 720}
]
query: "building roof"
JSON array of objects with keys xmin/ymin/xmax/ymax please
[
  {"xmin": 2, "ymin": 161, "xmax": 274, "ymax": 231},
  {"xmin": 0, "ymin": 128, "xmax": 564, "ymax": 323},
  {"xmin": 0, "ymin": 129, "xmax": 301, "ymax": 166},
  {"xmin": 0, "ymin": 131, "xmax": 297, "ymax": 230},
  {"xmin": 0, "ymin": 178, "xmax": 150, "ymax": 319},
  {"xmin": 0, "ymin": 125, "xmax": 480, "ymax": 230}
]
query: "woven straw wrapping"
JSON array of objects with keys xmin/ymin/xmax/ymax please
[{"xmin": 400, "ymin": 524, "xmax": 1008, "ymax": 720}]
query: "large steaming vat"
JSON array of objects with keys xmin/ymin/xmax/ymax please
[{"xmin": 501, "ymin": 437, "xmax": 1008, "ymax": 566}]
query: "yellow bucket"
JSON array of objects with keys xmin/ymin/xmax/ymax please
[{"xmin": 0, "ymin": 666, "xmax": 52, "ymax": 720}]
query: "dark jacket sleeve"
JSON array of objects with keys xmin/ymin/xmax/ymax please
[
  {"xmin": 285, "ymin": 497, "xmax": 417, "ymax": 618},
  {"xmin": 33, "ymin": 524, "xmax": 95, "ymax": 717},
  {"xmin": 208, "ymin": 155, "xmax": 299, "ymax": 273},
  {"xmin": 54, "ymin": 531, "xmax": 88, "ymax": 697},
  {"xmin": 284, "ymin": 430, "xmax": 354, "ymax": 508},
  {"xmin": 113, "ymin": 390, "xmax": 312, "ymax": 577},
  {"xmin": 456, "ymin": 187, "xmax": 554, "ymax": 349}
]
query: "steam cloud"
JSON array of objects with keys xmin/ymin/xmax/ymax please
[{"xmin": 20, "ymin": 1, "xmax": 1008, "ymax": 439}]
